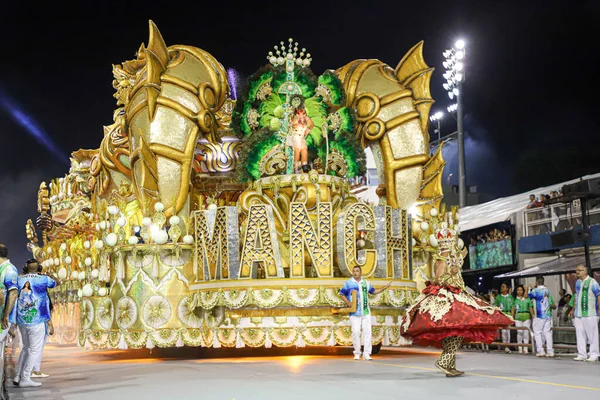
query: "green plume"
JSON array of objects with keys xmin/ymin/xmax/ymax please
[
  {"xmin": 232, "ymin": 64, "xmax": 276, "ymax": 139},
  {"xmin": 318, "ymin": 71, "xmax": 346, "ymax": 106},
  {"xmin": 258, "ymin": 94, "xmax": 283, "ymax": 128},
  {"xmin": 236, "ymin": 129, "xmax": 282, "ymax": 181},
  {"xmin": 332, "ymin": 107, "xmax": 355, "ymax": 138},
  {"xmin": 304, "ymin": 97, "xmax": 327, "ymax": 147},
  {"xmin": 232, "ymin": 102, "xmax": 254, "ymax": 137},
  {"xmin": 248, "ymin": 71, "xmax": 273, "ymax": 101},
  {"xmin": 329, "ymin": 133, "xmax": 367, "ymax": 178}
]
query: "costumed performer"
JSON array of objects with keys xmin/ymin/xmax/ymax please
[
  {"xmin": 340, "ymin": 266, "xmax": 391, "ymax": 361},
  {"xmin": 288, "ymin": 95, "xmax": 313, "ymax": 173},
  {"xmin": 401, "ymin": 226, "xmax": 512, "ymax": 377}
]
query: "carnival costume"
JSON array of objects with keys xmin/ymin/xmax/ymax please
[{"xmin": 401, "ymin": 226, "xmax": 512, "ymax": 377}]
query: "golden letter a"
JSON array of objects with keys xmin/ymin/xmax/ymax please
[{"xmin": 239, "ymin": 204, "xmax": 284, "ymax": 279}]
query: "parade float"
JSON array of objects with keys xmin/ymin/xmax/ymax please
[{"xmin": 25, "ymin": 21, "xmax": 459, "ymax": 350}]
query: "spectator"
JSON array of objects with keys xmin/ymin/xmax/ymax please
[
  {"xmin": 558, "ymin": 289, "xmax": 570, "ymax": 308},
  {"xmin": 512, "ymin": 285, "xmax": 532, "ymax": 354},
  {"xmin": 494, "ymin": 282, "xmax": 514, "ymax": 353},
  {"xmin": 567, "ymin": 265, "xmax": 600, "ymax": 362},
  {"xmin": 528, "ymin": 276, "xmax": 556, "ymax": 357},
  {"xmin": 527, "ymin": 194, "xmax": 540, "ymax": 209}
]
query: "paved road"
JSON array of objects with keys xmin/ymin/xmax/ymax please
[{"xmin": 7, "ymin": 345, "xmax": 600, "ymax": 400}]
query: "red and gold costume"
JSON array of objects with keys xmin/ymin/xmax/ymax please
[{"xmin": 401, "ymin": 227, "xmax": 511, "ymax": 377}]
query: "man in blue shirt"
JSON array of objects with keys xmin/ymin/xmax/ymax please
[
  {"xmin": 340, "ymin": 266, "xmax": 391, "ymax": 360},
  {"xmin": 0, "ymin": 244, "xmax": 19, "ymax": 391},
  {"xmin": 528, "ymin": 276, "xmax": 556, "ymax": 357},
  {"xmin": 0, "ymin": 244, "xmax": 19, "ymax": 341},
  {"xmin": 14, "ymin": 259, "xmax": 58, "ymax": 388}
]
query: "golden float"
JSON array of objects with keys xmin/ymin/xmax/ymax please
[{"xmin": 26, "ymin": 21, "xmax": 455, "ymax": 350}]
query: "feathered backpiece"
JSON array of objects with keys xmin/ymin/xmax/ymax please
[
  {"xmin": 232, "ymin": 39, "xmax": 365, "ymax": 181},
  {"xmin": 413, "ymin": 204, "xmax": 467, "ymax": 267}
]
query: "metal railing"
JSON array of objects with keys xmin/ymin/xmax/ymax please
[
  {"xmin": 523, "ymin": 200, "xmax": 600, "ymax": 237},
  {"xmin": 474, "ymin": 325, "xmax": 584, "ymax": 355},
  {"xmin": 488, "ymin": 325, "xmax": 535, "ymax": 351}
]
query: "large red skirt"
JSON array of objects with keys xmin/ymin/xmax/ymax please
[{"xmin": 401, "ymin": 284, "xmax": 512, "ymax": 348}]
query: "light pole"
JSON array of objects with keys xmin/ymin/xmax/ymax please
[
  {"xmin": 430, "ymin": 111, "xmax": 444, "ymax": 145},
  {"xmin": 443, "ymin": 39, "xmax": 467, "ymax": 207}
]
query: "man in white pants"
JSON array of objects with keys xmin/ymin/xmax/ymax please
[
  {"xmin": 0, "ymin": 245, "xmax": 19, "ymax": 340},
  {"xmin": 567, "ymin": 265, "xmax": 600, "ymax": 362},
  {"xmin": 528, "ymin": 276, "xmax": 556, "ymax": 357},
  {"xmin": 13, "ymin": 259, "xmax": 58, "ymax": 388},
  {"xmin": 0, "ymin": 244, "xmax": 19, "ymax": 390},
  {"xmin": 340, "ymin": 266, "xmax": 391, "ymax": 360}
]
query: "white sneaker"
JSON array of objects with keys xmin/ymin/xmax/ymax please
[
  {"xmin": 18, "ymin": 379, "xmax": 42, "ymax": 388},
  {"xmin": 574, "ymin": 356, "xmax": 587, "ymax": 361},
  {"xmin": 31, "ymin": 372, "xmax": 49, "ymax": 378},
  {"xmin": 505, "ymin": 347, "xmax": 511, "ymax": 354},
  {"xmin": 363, "ymin": 355, "xmax": 373, "ymax": 361},
  {"xmin": 354, "ymin": 354, "xmax": 361, "ymax": 360},
  {"xmin": 523, "ymin": 348, "xmax": 529, "ymax": 354},
  {"xmin": 536, "ymin": 353, "xmax": 546, "ymax": 357},
  {"xmin": 545, "ymin": 353, "xmax": 554, "ymax": 358},
  {"xmin": 518, "ymin": 347, "xmax": 523, "ymax": 354},
  {"xmin": 585, "ymin": 356, "xmax": 598, "ymax": 362}
]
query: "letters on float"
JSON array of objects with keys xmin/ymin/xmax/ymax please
[
  {"xmin": 289, "ymin": 202, "xmax": 333, "ymax": 278},
  {"xmin": 193, "ymin": 203, "xmax": 410, "ymax": 281},
  {"xmin": 374, "ymin": 207, "xmax": 409, "ymax": 279},
  {"xmin": 337, "ymin": 202, "xmax": 377, "ymax": 277},
  {"xmin": 238, "ymin": 204, "xmax": 285, "ymax": 279},
  {"xmin": 193, "ymin": 206, "xmax": 239, "ymax": 281}
]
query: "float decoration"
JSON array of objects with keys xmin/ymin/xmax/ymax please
[{"xmin": 25, "ymin": 21, "xmax": 454, "ymax": 350}]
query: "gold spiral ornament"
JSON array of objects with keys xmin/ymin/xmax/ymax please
[{"xmin": 201, "ymin": 141, "xmax": 240, "ymax": 173}]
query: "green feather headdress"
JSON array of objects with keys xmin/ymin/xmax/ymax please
[
  {"xmin": 318, "ymin": 133, "xmax": 367, "ymax": 178},
  {"xmin": 236, "ymin": 128, "xmax": 282, "ymax": 181},
  {"xmin": 317, "ymin": 71, "xmax": 346, "ymax": 106}
]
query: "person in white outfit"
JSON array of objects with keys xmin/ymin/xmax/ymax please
[
  {"xmin": 13, "ymin": 259, "xmax": 59, "ymax": 388},
  {"xmin": 0, "ymin": 244, "xmax": 19, "ymax": 392},
  {"xmin": 528, "ymin": 276, "xmax": 556, "ymax": 357},
  {"xmin": 567, "ymin": 265, "xmax": 600, "ymax": 362},
  {"xmin": 511, "ymin": 285, "xmax": 532, "ymax": 354},
  {"xmin": 340, "ymin": 266, "xmax": 391, "ymax": 360}
]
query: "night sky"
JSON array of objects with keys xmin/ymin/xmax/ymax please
[{"xmin": 1, "ymin": 0, "xmax": 599, "ymax": 262}]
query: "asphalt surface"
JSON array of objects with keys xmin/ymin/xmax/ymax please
[{"xmin": 6, "ymin": 345, "xmax": 600, "ymax": 400}]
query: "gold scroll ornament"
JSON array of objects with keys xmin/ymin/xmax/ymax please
[
  {"xmin": 336, "ymin": 42, "xmax": 444, "ymax": 226},
  {"xmin": 124, "ymin": 21, "xmax": 229, "ymax": 217}
]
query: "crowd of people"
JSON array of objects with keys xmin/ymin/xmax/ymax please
[
  {"xmin": 0, "ymin": 244, "xmax": 56, "ymax": 389},
  {"xmin": 527, "ymin": 190, "xmax": 563, "ymax": 209},
  {"xmin": 469, "ymin": 228, "xmax": 511, "ymax": 246},
  {"xmin": 475, "ymin": 270, "xmax": 599, "ymax": 361}
]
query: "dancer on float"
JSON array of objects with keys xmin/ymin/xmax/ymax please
[
  {"xmin": 401, "ymin": 225, "xmax": 512, "ymax": 377},
  {"xmin": 288, "ymin": 95, "xmax": 313, "ymax": 174}
]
